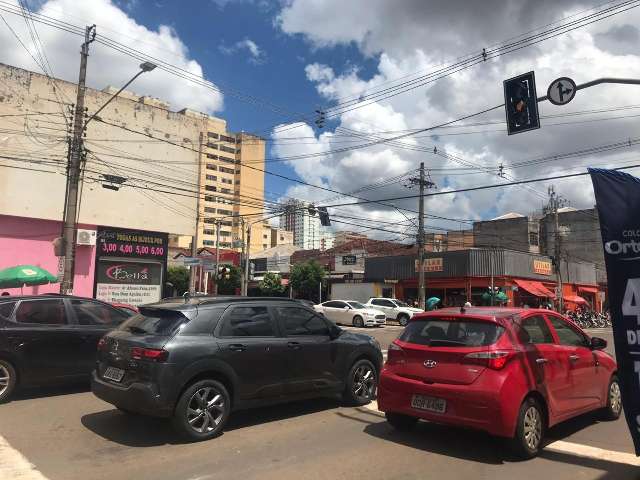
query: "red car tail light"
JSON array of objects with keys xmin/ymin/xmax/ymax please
[
  {"xmin": 464, "ymin": 351, "xmax": 515, "ymax": 370},
  {"xmin": 131, "ymin": 347, "xmax": 168, "ymax": 362},
  {"xmin": 97, "ymin": 338, "xmax": 107, "ymax": 351},
  {"xmin": 386, "ymin": 341, "xmax": 406, "ymax": 365}
]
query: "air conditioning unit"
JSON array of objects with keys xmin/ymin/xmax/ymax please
[{"xmin": 77, "ymin": 229, "xmax": 97, "ymax": 246}]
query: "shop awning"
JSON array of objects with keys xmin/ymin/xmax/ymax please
[
  {"xmin": 564, "ymin": 294, "xmax": 588, "ymax": 305},
  {"xmin": 578, "ymin": 286, "xmax": 598, "ymax": 294},
  {"xmin": 514, "ymin": 279, "xmax": 556, "ymax": 299}
]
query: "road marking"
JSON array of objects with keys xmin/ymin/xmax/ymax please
[
  {"xmin": 0, "ymin": 434, "xmax": 49, "ymax": 480},
  {"xmin": 545, "ymin": 440, "xmax": 640, "ymax": 466}
]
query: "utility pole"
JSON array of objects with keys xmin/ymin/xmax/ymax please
[
  {"xmin": 240, "ymin": 218, "xmax": 246, "ymax": 296},
  {"xmin": 244, "ymin": 223, "xmax": 252, "ymax": 296},
  {"xmin": 189, "ymin": 132, "xmax": 205, "ymax": 295},
  {"xmin": 60, "ymin": 25, "xmax": 96, "ymax": 294},
  {"xmin": 213, "ymin": 219, "xmax": 220, "ymax": 295},
  {"xmin": 546, "ymin": 186, "xmax": 566, "ymax": 312},
  {"xmin": 406, "ymin": 163, "xmax": 436, "ymax": 310}
]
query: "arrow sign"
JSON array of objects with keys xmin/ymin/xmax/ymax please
[{"xmin": 547, "ymin": 76, "xmax": 577, "ymax": 106}]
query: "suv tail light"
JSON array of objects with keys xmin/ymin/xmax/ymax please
[
  {"xmin": 386, "ymin": 341, "xmax": 406, "ymax": 365},
  {"xmin": 97, "ymin": 338, "xmax": 107, "ymax": 351},
  {"xmin": 131, "ymin": 347, "xmax": 168, "ymax": 362},
  {"xmin": 463, "ymin": 351, "xmax": 515, "ymax": 370}
]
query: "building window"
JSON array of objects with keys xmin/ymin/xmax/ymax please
[
  {"xmin": 263, "ymin": 244, "xmax": 268, "ymax": 250},
  {"xmin": 205, "ymin": 195, "xmax": 215, "ymax": 202},
  {"xmin": 206, "ymin": 153, "xmax": 217, "ymax": 160},
  {"xmin": 221, "ymin": 178, "xmax": 233, "ymax": 185},
  {"xmin": 205, "ymin": 185, "xmax": 216, "ymax": 192},
  {"xmin": 220, "ymin": 145, "xmax": 236, "ymax": 154},
  {"xmin": 204, "ymin": 207, "xmax": 216, "ymax": 213},
  {"xmin": 204, "ymin": 218, "xmax": 215, "ymax": 224},
  {"xmin": 220, "ymin": 188, "xmax": 232, "ymax": 194},
  {"xmin": 203, "ymin": 240, "xmax": 215, "ymax": 246},
  {"xmin": 529, "ymin": 232, "xmax": 539, "ymax": 246},
  {"xmin": 206, "ymin": 174, "xmax": 217, "ymax": 181},
  {"xmin": 207, "ymin": 132, "xmax": 219, "ymax": 139},
  {"xmin": 235, "ymin": 169, "xmax": 241, "ymax": 174},
  {"xmin": 220, "ymin": 220, "xmax": 232, "ymax": 227},
  {"xmin": 206, "ymin": 143, "xmax": 219, "ymax": 150},
  {"xmin": 219, "ymin": 166, "xmax": 235, "ymax": 174},
  {"xmin": 206, "ymin": 164, "xmax": 217, "ymax": 171},
  {"xmin": 203, "ymin": 229, "xmax": 215, "ymax": 235},
  {"xmin": 263, "ymin": 234, "xmax": 268, "ymax": 239},
  {"xmin": 220, "ymin": 134, "xmax": 235, "ymax": 143},
  {"xmin": 217, "ymin": 209, "xmax": 233, "ymax": 216},
  {"xmin": 219, "ymin": 242, "xmax": 231, "ymax": 248},
  {"xmin": 219, "ymin": 156, "xmax": 235, "ymax": 164},
  {"xmin": 280, "ymin": 236, "xmax": 284, "ymax": 241},
  {"xmin": 220, "ymin": 230, "xmax": 231, "ymax": 237}
]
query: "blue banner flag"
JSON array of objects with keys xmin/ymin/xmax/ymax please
[{"xmin": 589, "ymin": 167, "xmax": 640, "ymax": 455}]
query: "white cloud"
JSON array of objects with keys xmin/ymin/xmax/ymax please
[
  {"xmin": 220, "ymin": 37, "xmax": 266, "ymax": 64},
  {"xmin": 0, "ymin": 0, "xmax": 223, "ymax": 113},
  {"xmin": 273, "ymin": 1, "xmax": 640, "ymax": 236}
]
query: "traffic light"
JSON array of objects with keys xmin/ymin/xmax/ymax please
[{"xmin": 503, "ymin": 71, "xmax": 540, "ymax": 135}]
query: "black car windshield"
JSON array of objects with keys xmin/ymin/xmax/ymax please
[
  {"xmin": 118, "ymin": 308, "xmax": 191, "ymax": 336},
  {"xmin": 347, "ymin": 302, "xmax": 366, "ymax": 309},
  {"xmin": 399, "ymin": 318, "xmax": 505, "ymax": 347}
]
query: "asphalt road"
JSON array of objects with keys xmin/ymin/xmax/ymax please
[{"xmin": 1, "ymin": 326, "xmax": 637, "ymax": 480}]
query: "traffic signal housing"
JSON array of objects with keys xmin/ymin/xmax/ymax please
[{"xmin": 503, "ymin": 71, "xmax": 540, "ymax": 135}]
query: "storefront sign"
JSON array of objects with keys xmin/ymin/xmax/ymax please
[
  {"xmin": 590, "ymin": 167, "xmax": 640, "ymax": 455},
  {"xmin": 97, "ymin": 227, "xmax": 168, "ymax": 260},
  {"xmin": 94, "ymin": 227, "xmax": 168, "ymax": 306},
  {"xmin": 342, "ymin": 255, "xmax": 357, "ymax": 265},
  {"xmin": 415, "ymin": 258, "xmax": 444, "ymax": 272},
  {"xmin": 533, "ymin": 259, "xmax": 552, "ymax": 275},
  {"xmin": 95, "ymin": 261, "xmax": 162, "ymax": 305}
]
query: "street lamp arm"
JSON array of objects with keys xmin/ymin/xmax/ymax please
[{"xmin": 84, "ymin": 70, "xmax": 145, "ymax": 127}]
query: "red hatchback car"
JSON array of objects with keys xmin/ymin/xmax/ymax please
[{"xmin": 378, "ymin": 307, "xmax": 620, "ymax": 458}]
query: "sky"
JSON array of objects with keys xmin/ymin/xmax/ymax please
[{"xmin": 1, "ymin": 0, "xmax": 640, "ymax": 242}]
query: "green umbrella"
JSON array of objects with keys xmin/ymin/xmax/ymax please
[
  {"xmin": 495, "ymin": 291, "xmax": 508, "ymax": 303},
  {"xmin": 0, "ymin": 265, "xmax": 58, "ymax": 289}
]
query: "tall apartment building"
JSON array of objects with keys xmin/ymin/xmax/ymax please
[
  {"xmin": 279, "ymin": 200, "xmax": 335, "ymax": 250},
  {"xmin": 193, "ymin": 115, "xmax": 267, "ymax": 254}
]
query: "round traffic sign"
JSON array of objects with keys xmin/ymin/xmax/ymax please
[{"xmin": 547, "ymin": 77, "xmax": 577, "ymax": 106}]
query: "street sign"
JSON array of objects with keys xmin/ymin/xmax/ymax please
[
  {"xmin": 503, "ymin": 71, "xmax": 540, "ymax": 135},
  {"xmin": 547, "ymin": 77, "xmax": 577, "ymax": 106}
]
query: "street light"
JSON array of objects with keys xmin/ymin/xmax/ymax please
[{"xmin": 85, "ymin": 61, "xmax": 157, "ymax": 126}]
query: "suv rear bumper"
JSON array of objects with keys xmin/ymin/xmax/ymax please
[{"xmin": 91, "ymin": 371, "xmax": 173, "ymax": 417}]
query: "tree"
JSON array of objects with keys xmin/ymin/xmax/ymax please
[
  {"xmin": 217, "ymin": 265, "xmax": 241, "ymax": 295},
  {"xmin": 290, "ymin": 260, "xmax": 325, "ymax": 302},
  {"xmin": 166, "ymin": 266, "xmax": 189, "ymax": 296},
  {"xmin": 259, "ymin": 272, "xmax": 285, "ymax": 296}
]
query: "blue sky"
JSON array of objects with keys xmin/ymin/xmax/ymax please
[{"xmin": 117, "ymin": 0, "xmax": 379, "ymax": 201}]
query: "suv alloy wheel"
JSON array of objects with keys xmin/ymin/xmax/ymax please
[
  {"xmin": 0, "ymin": 359, "xmax": 17, "ymax": 404},
  {"xmin": 343, "ymin": 359, "xmax": 377, "ymax": 406},
  {"xmin": 173, "ymin": 379, "xmax": 231, "ymax": 441},
  {"xmin": 397, "ymin": 314, "xmax": 409, "ymax": 327}
]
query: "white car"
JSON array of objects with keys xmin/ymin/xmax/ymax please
[
  {"xmin": 314, "ymin": 300, "xmax": 386, "ymax": 327},
  {"xmin": 365, "ymin": 298, "xmax": 424, "ymax": 326}
]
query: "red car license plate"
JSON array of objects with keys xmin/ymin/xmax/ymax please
[{"xmin": 411, "ymin": 394, "xmax": 446, "ymax": 413}]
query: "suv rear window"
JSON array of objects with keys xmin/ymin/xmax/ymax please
[
  {"xmin": 118, "ymin": 308, "xmax": 190, "ymax": 336},
  {"xmin": 399, "ymin": 318, "xmax": 505, "ymax": 347}
]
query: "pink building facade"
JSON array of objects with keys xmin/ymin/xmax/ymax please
[{"xmin": 0, "ymin": 214, "xmax": 96, "ymax": 296}]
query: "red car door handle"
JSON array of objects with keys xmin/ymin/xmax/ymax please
[
  {"xmin": 569, "ymin": 355, "xmax": 579, "ymax": 362},
  {"xmin": 536, "ymin": 358, "xmax": 548, "ymax": 364}
]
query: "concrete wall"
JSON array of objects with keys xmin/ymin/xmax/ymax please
[
  {"xmin": 0, "ymin": 214, "xmax": 95, "ymax": 296},
  {"xmin": 0, "ymin": 63, "xmax": 202, "ymax": 236},
  {"xmin": 473, "ymin": 216, "xmax": 539, "ymax": 253}
]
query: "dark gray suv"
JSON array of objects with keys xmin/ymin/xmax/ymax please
[{"xmin": 91, "ymin": 297, "xmax": 382, "ymax": 440}]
